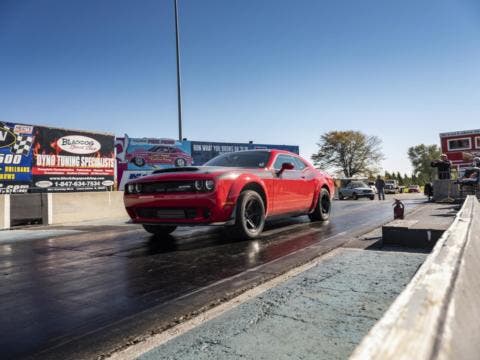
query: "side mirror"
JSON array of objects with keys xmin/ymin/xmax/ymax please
[{"xmin": 277, "ymin": 162, "xmax": 294, "ymax": 176}]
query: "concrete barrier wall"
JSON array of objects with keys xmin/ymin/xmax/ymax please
[
  {"xmin": 0, "ymin": 192, "xmax": 129, "ymax": 229},
  {"xmin": 433, "ymin": 179, "xmax": 459, "ymax": 201},
  {"xmin": 0, "ymin": 195, "xmax": 10, "ymax": 229},
  {"xmin": 351, "ymin": 195, "xmax": 480, "ymax": 360},
  {"xmin": 49, "ymin": 191, "xmax": 128, "ymax": 225}
]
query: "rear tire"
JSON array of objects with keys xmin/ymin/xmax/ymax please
[
  {"xmin": 133, "ymin": 157, "xmax": 145, "ymax": 167},
  {"xmin": 142, "ymin": 225, "xmax": 177, "ymax": 236},
  {"xmin": 231, "ymin": 190, "xmax": 265, "ymax": 239},
  {"xmin": 309, "ymin": 188, "xmax": 331, "ymax": 222}
]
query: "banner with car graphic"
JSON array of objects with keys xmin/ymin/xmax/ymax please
[
  {"xmin": 32, "ymin": 126, "xmax": 115, "ymax": 192},
  {"xmin": 0, "ymin": 122, "xmax": 34, "ymax": 194},
  {"xmin": 116, "ymin": 135, "xmax": 192, "ymax": 190}
]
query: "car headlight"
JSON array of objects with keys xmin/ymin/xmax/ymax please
[
  {"xmin": 194, "ymin": 180, "xmax": 204, "ymax": 191},
  {"xmin": 127, "ymin": 184, "xmax": 135, "ymax": 194},
  {"xmin": 205, "ymin": 180, "xmax": 215, "ymax": 191},
  {"xmin": 135, "ymin": 183, "xmax": 142, "ymax": 193}
]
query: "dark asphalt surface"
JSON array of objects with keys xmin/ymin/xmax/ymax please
[{"xmin": 0, "ymin": 195, "xmax": 424, "ymax": 359}]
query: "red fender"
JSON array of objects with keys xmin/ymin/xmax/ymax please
[
  {"xmin": 225, "ymin": 174, "xmax": 269, "ymax": 215},
  {"xmin": 309, "ymin": 177, "xmax": 335, "ymax": 213}
]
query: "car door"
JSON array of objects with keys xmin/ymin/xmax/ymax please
[
  {"xmin": 343, "ymin": 183, "xmax": 353, "ymax": 197},
  {"xmin": 292, "ymin": 156, "xmax": 316, "ymax": 209},
  {"xmin": 271, "ymin": 154, "xmax": 310, "ymax": 214}
]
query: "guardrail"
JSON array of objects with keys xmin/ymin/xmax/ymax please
[{"xmin": 351, "ymin": 195, "xmax": 480, "ymax": 359}]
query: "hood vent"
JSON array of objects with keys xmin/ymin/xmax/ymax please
[{"xmin": 153, "ymin": 167, "xmax": 199, "ymax": 174}]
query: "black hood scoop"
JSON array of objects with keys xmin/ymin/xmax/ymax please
[{"xmin": 153, "ymin": 167, "xmax": 200, "ymax": 174}]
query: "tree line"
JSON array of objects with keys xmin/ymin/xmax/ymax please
[{"xmin": 312, "ymin": 130, "xmax": 442, "ymax": 185}]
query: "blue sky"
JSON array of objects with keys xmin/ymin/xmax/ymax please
[{"xmin": 1, "ymin": 0, "xmax": 479, "ymax": 174}]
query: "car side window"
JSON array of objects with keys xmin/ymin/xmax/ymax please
[
  {"xmin": 292, "ymin": 157, "xmax": 306, "ymax": 170},
  {"xmin": 273, "ymin": 155, "xmax": 296, "ymax": 170}
]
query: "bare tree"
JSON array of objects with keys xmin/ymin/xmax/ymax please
[{"xmin": 311, "ymin": 130, "xmax": 384, "ymax": 177}]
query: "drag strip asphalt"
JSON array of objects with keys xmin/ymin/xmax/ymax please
[{"xmin": 0, "ymin": 194, "xmax": 424, "ymax": 359}]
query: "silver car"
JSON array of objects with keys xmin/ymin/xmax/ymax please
[{"xmin": 338, "ymin": 181, "xmax": 375, "ymax": 200}]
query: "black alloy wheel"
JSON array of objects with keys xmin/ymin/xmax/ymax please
[
  {"xmin": 142, "ymin": 224, "xmax": 177, "ymax": 236},
  {"xmin": 309, "ymin": 188, "xmax": 331, "ymax": 221},
  {"xmin": 232, "ymin": 190, "xmax": 265, "ymax": 239}
]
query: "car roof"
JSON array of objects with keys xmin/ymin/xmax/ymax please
[{"xmin": 233, "ymin": 149, "xmax": 300, "ymax": 157}]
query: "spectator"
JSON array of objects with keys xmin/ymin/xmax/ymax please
[
  {"xmin": 431, "ymin": 154, "xmax": 452, "ymax": 180},
  {"xmin": 375, "ymin": 175, "xmax": 385, "ymax": 200}
]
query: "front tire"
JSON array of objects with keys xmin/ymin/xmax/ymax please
[
  {"xmin": 369, "ymin": 195, "xmax": 375, "ymax": 200},
  {"xmin": 231, "ymin": 190, "xmax": 265, "ymax": 239},
  {"xmin": 142, "ymin": 224, "xmax": 177, "ymax": 236},
  {"xmin": 352, "ymin": 193, "xmax": 358, "ymax": 200},
  {"xmin": 309, "ymin": 188, "xmax": 331, "ymax": 221}
]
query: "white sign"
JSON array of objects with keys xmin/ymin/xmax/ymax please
[{"xmin": 57, "ymin": 135, "xmax": 101, "ymax": 154}]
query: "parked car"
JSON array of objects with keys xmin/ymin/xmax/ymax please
[
  {"xmin": 338, "ymin": 181, "xmax": 375, "ymax": 200},
  {"xmin": 384, "ymin": 180, "xmax": 405, "ymax": 194},
  {"xmin": 408, "ymin": 185, "xmax": 421, "ymax": 193},
  {"xmin": 126, "ymin": 145, "xmax": 193, "ymax": 167},
  {"xmin": 124, "ymin": 150, "xmax": 335, "ymax": 239}
]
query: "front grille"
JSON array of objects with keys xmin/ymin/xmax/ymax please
[
  {"xmin": 136, "ymin": 208, "xmax": 197, "ymax": 219},
  {"xmin": 141, "ymin": 181, "xmax": 195, "ymax": 194},
  {"xmin": 363, "ymin": 190, "xmax": 372, "ymax": 194}
]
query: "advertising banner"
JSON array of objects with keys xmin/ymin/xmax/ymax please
[
  {"xmin": 32, "ymin": 127, "xmax": 115, "ymax": 192},
  {"xmin": 116, "ymin": 135, "xmax": 192, "ymax": 190},
  {"xmin": 190, "ymin": 141, "xmax": 300, "ymax": 165},
  {"xmin": 0, "ymin": 122, "xmax": 34, "ymax": 194}
]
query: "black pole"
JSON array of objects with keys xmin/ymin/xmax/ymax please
[{"xmin": 174, "ymin": 0, "xmax": 183, "ymax": 141}]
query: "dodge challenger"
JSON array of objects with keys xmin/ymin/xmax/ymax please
[{"xmin": 124, "ymin": 149, "xmax": 334, "ymax": 239}]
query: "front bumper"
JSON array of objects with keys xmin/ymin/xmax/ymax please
[{"xmin": 124, "ymin": 192, "xmax": 235, "ymax": 225}]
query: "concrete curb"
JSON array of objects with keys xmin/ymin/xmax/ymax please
[{"xmin": 350, "ymin": 195, "xmax": 479, "ymax": 360}]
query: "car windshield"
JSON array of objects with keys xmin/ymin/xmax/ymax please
[
  {"xmin": 350, "ymin": 182, "xmax": 368, "ymax": 188},
  {"xmin": 205, "ymin": 151, "xmax": 270, "ymax": 168}
]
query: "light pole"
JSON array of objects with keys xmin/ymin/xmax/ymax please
[{"xmin": 174, "ymin": 0, "xmax": 183, "ymax": 141}]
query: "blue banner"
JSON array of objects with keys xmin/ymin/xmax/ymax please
[
  {"xmin": 0, "ymin": 122, "xmax": 34, "ymax": 193},
  {"xmin": 190, "ymin": 141, "xmax": 299, "ymax": 165}
]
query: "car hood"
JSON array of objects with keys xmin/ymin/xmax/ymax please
[
  {"xmin": 152, "ymin": 166, "xmax": 238, "ymax": 175},
  {"xmin": 132, "ymin": 166, "xmax": 262, "ymax": 182},
  {"xmin": 344, "ymin": 187, "xmax": 372, "ymax": 191}
]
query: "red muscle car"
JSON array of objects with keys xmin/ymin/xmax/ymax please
[
  {"xmin": 124, "ymin": 150, "xmax": 334, "ymax": 239},
  {"xmin": 125, "ymin": 145, "xmax": 193, "ymax": 167}
]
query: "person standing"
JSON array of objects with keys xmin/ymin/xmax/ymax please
[
  {"xmin": 431, "ymin": 154, "xmax": 452, "ymax": 180},
  {"xmin": 375, "ymin": 175, "xmax": 386, "ymax": 200}
]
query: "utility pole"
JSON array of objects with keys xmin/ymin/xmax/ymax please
[{"xmin": 174, "ymin": 0, "xmax": 183, "ymax": 141}]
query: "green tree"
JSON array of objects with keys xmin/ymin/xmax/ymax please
[
  {"xmin": 312, "ymin": 131, "xmax": 384, "ymax": 177},
  {"xmin": 397, "ymin": 172, "xmax": 404, "ymax": 186},
  {"xmin": 407, "ymin": 144, "xmax": 441, "ymax": 185}
]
